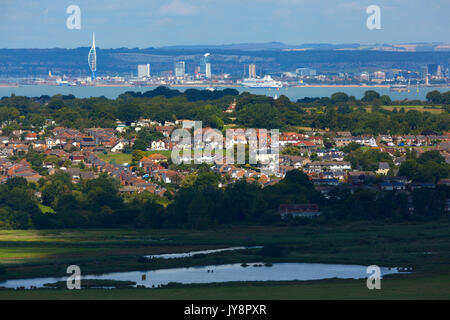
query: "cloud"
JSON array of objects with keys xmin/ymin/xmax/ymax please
[{"xmin": 159, "ymin": 0, "xmax": 201, "ymax": 16}]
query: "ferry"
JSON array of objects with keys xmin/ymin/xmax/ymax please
[
  {"xmin": 389, "ymin": 84, "xmax": 408, "ymax": 92},
  {"xmin": 242, "ymin": 75, "xmax": 283, "ymax": 88}
]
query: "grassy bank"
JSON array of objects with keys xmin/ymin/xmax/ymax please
[{"xmin": 1, "ymin": 272, "xmax": 449, "ymax": 300}]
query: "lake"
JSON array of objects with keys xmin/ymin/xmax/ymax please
[
  {"xmin": 0, "ymin": 262, "xmax": 403, "ymax": 289},
  {"xmin": 0, "ymin": 85, "xmax": 448, "ymax": 101}
]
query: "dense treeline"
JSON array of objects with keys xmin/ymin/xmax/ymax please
[
  {"xmin": 1, "ymin": 169, "xmax": 448, "ymax": 230},
  {"xmin": 1, "ymin": 87, "xmax": 449, "ymax": 135}
]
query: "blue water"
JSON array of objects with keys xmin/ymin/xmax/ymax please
[
  {"xmin": 0, "ymin": 262, "xmax": 402, "ymax": 289},
  {"xmin": 0, "ymin": 85, "xmax": 448, "ymax": 101}
]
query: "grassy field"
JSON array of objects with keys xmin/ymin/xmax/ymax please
[
  {"xmin": 1, "ymin": 272, "xmax": 449, "ymax": 300},
  {"xmin": 97, "ymin": 150, "xmax": 173, "ymax": 164},
  {"xmin": 0, "ymin": 222, "xmax": 449, "ymax": 299},
  {"xmin": 382, "ymin": 105, "xmax": 443, "ymax": 114}
]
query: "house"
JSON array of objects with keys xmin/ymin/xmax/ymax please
[
  {"xmin": 119, "ymin": 186, "xmax": 138, "ymax": 194},
  {"xmin": 347, "ymin": 171, "xmax": 376, "ymax": 185},
  {"xmin": 376, "ymin": 162, "xmax": 390, "ymax": 175},
  {"xmin": 307, "ymin": 161, "xmax": 351, "ymax": 173},
  {"xmin": 378, "ymin": 182, "xmax": 406, "ymax": 191},
  {"xmin": 409, "ymin": 182, "xmax": 435, "ymax": 190},
  {"xmin": 352, "ymin": 136, "xmax": 377, "ymax": 147},
  {"xmin": 139, "ymin": 154, "xmax": 167, "ymax": 173},
  {"xmin": 155, "ymin": 126, "xmax": 174, "ymax": 137},
  {"xmin": 278, "ymin": 204, "xmax": 321, "ymax": 218},
  {"xmin": 394, "ymin": 156, "xmax": 406, "ymax": 166},
  {"xmin": 311, "ymin": 178, "xmax": 339, "ymax": 186},
  {"xmin": 159, "ymin": 170, "xmax": 183, "ymax": 184},
  {"xmin": 111, "ymin": 140, "xmax": 128, "ymax": 153},
  {"xmin": 24, "ymin": 132, "xmax": 38, "ymax": 141},
  {"xmin": 279, "ymin": 132, "xmax": 306, "ymax": 146},
  {"xmin": 308, "ymin": 136, "xmax": 323, "ymax": 146},
  {"xmin": 293, "ymin": 140, "xmax": 315, "ymax": 148},
  {"xmin": 67, "ymin": 168, "xmax": 81, "ymax": 180},
  {"xmin": 151, "ymin": 140, "xmax": 169, "ymax": 151},
  {"xmin": 144, "ymin": 153, "xmax": 168, "ymax": 163},
  {"xmin": 334, "ymin": 137, "xmax": 353, "ymax": 147},
  {"xmin": 225, "ymin": 99, "xmax": 237, "ymax": 113},
  {"xmin": 70, "ymin": 152, "xmax": 84, "ymax": 163}
]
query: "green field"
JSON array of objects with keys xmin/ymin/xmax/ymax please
[
  {"xmin": 97, "ymin": 151, "xmax": 173, "ymax": 164},
  {"xmin": 383, "ymin": 105, "xmax": 443, "ymax": 114},
  {"xmin": 1, "ymin": 273, "xmax": 449, "ymax": 300},
  {"xmin": 0, "ymin": 222, "xmax": 449, "ymax": 299}
]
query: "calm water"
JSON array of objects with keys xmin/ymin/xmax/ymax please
[
  {"xmin": 0, "ymin": 262, "xmax": 402, "ymax": 289},
  {"xmin": 144, "ymin": 246, "xmax": 262, "ymax": 259},
  {"xmin": 0, "ymin": 85, "xmax": 448, "ymax": 100}
]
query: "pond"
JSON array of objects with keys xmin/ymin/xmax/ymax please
[{"xmin": 0, "ymin": 262, "xmax": 403, "ymax": 289}]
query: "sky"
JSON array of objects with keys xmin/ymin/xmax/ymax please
[{"xmin": 0, "ymin": 0, "xmax": 449, "ymax": 48}]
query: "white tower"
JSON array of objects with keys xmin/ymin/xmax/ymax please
[{"xmin": 88, "ymin": 33, "xmax": 97, "ymax": 81}]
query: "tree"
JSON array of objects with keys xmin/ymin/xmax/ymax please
[
  {"xmin": 362, "ymin": 90, "xmax": 380, "ymax": 103},
  {"xmin": 132, "ymin": 150, "xmax": 146, "ymax": 162},
  {"xmin": 331, "ymin": 92, "xmax": 349, "ymax": 104},
  {"xmin": 426, "ymin": 90, "xmax": 442, "ymax": 104},
  {"xmin": 117, "ymin": 104, "xmax": 142, "ymax": 123}
]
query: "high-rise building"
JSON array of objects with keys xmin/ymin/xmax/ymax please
[
  {"xmin": 88, "ymin": 33, "xmax": 97, "ymax": 81},
  {"xmin": 200, "ymin": 53, "xmax": 211, "ymax": 75},
  {"xmin": 137, "ymin": 64, "xmax": 150, "ymax": 79},
  {"xmin": 249, "ymin": 64, "xmax": 256, "ymax": 78},
  {"xmin": 436, "ymin": 65, "xmax": 442, "ymax": 78},
  {"xmin": 205, "ymin": 63, "xmax": 211, "ymax": 78},
  {"xmin": 174, "ymin": 61, "xmax": 185, "ymax": 78}
]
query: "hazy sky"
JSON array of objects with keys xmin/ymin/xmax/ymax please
[{"xmin": 1, "ymin": 0, "xmax": 449, "ymax": 48}]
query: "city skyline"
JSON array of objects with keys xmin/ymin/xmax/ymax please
[{"xmin": 1, "ymin": 0, "xmax": 449, "ymax": 48}]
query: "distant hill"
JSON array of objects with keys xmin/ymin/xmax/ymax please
[{"xmin": 158, "ymin": 42, "xmax": 450, "ymax": 52}]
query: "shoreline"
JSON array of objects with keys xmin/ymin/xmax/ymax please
[{"xmin": 4, "ymin": 84, "xmax": 450, "ymax": 89}]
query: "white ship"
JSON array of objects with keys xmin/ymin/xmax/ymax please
[{"xmin": 242, "ymin": 75, "xmax": 283, "ymax": 88}]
